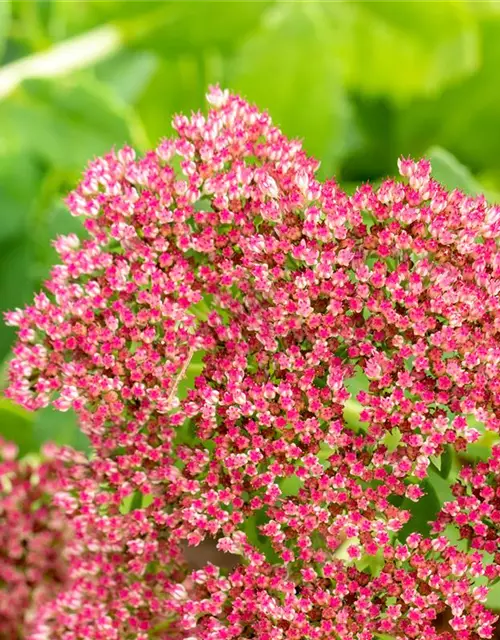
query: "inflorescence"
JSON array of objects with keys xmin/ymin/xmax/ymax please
[{"xmin": 3, "ymin": 87, "xmax": 500, "ymax": 639}]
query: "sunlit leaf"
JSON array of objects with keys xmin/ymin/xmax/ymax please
[
  {"xmin": 0, "ymin": 76, "xmax": 146, "ymax": 170},
  {"xmin": 228, "ymin": 3, "xmax": 355, "ymax": 175},
  {"xmin": 0, "ymin": 397, "xmax": 35, "ymax": 456},
  {"xmin": 137, "ymin": 56, "xmax": 205, "ymax": 143},
  {"xmin": 397, "ymin": 15, "xmax": 500, "ymax": 184},
  {"xmin": 0, "ymin": 1, "xmax": 11, "ymax": 61},
  {"xmin": 327, "ymin": 0, "xmax": 479, "ymax": 100},
  {"xmin": 95, "ymin": 50, "xmax": 158, "ymax": 104},
  {"xmin": 487, "ymin": 580, "xmax": 500, "ymax": 611},
  {"xmin": 53, "ymin": 1, "xmax": 269, "ymax": 55},
  {"xmin": 33, "ymin": 406, "xmax": 89, "ymax": 452},
  {"xmin": 133, "ymin": 1, "xmax": 270, "ymax": 56},
  {"xmin": 427, "ymin": 146, "xmax": 484, "ymax": 195}
]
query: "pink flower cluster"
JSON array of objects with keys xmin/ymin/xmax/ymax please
[
  {"xmin": 5, "ymin": 87, "xmax": 500, "ymax": 639},
  {"xmin": 0, "ymin": 439, "xmax": 71, "ymax": 639}
]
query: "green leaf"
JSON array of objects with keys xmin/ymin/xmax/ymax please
[
  {"xmin": 31, "ymin": 195, "xmax": 87, "ymax": 283},
  {"xmin": 53, "ymin": 2, "xmax": 269, "ymax": 55},
  {"xmin": 464, "ymin": 428, "xmax": 499, "ymax": 462},
  {"xmin": 0, "ymin": 237, "xmax": 34, "ymax": 359},
  {"xmin": 326, "ymin": 1, "xmax": 479, "ymax": 101},
  {"xmin": 0, "ymin": 397, "xmax": 35, "ymax": 456},
  {"xmin": 397, "ymin": 15, "xmax": 500, "ymax": 186},
  {"xmin": 0, "ymin": 76, "xmax": 147, "ymax": 170},
  {"xmin": 279, "ymin": 475, "xmax": 303, "ymax": 497},
  {"xmin": 133, "ymin": 2, "xmax": 270, "ymax": 56},
  {"xmin": 427, "ymin": 465, "xmax": 455, "ymax": 507},
  {"xmin": 137, "ymin": 56, "xmax": 205, "ymax": 144},
  {"xmin": 33, "ymin": 406, "xmax": 90, "ymax": 452},
  {"xmin": 427, "ymin": 146, "xmax": 484, "ymax": 195},
  {"xmin": 0, "ymin": 153, "xmax": 40, "ymax": 241},
  {"xmin": 437, "ymin": 444, "xmax": 453, "ymax": 480},
  {"xmin": 487, "ymin": 580, "xmax": 500, "ymax": 612},
  {"xmin": 398, "ymin": 478, "xmax": 442, "ymax": 540},
  {"xmin": 468, "ymin": 1, "xmax": 500, "ymax": 18},
  {"xmin": 227, "ymin": 3, "xmax": 354, "ymax": 175},
  {"xmin": 177, "ymin": 351, "xmax": 205, "ymax": 400},
  {"xmin": 95, "ymin": 50, "xmax": 158, "ymax": 104},
  {"xmin": 119, "ymin": 490, "xmax": 146, "ymax": 514},
  {"xmin": 339, "ymin": 96, "xmax": 396, "ymax": 183},
  {"xmin": 242, "ymin": 510, "xmax": 280, "ymax": 564},
  {"xmin": 0, "ymin": 1, "xmax": 11, "ymax": 62}
]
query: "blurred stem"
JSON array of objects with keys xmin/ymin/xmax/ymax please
[{"xmin": 0, "ymin": 5, "xmax": 177, "ymax": 100}]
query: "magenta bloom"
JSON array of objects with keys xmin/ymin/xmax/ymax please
[
  {"xmin": 5, "ymin": 88, "xmax": 500, "ymax": 639},
  {"xmin": 0, "ymin": 439, "xmax": 71, "ymax": 639}
]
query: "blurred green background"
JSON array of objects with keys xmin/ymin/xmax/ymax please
[{"xmin": 0, "ymin": 0, "xmax": 500, "ymax": 454}]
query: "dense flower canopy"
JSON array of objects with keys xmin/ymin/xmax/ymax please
[
  {"xmin": 4, "ymin": 87, "xmax": 500, "ymax": 639},
  {"xmin": 0, "ymin": 439, "xmax": 71, "ymax": 639}
]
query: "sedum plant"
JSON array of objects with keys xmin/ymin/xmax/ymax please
[
  {"xmin": 3, "ymin": 87, "xmax": 500, "ymax": 639},
  {"xmin": 0, "ymin": 439, "xmax": 72, "ymax": 639}
]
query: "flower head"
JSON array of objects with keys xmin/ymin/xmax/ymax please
[
  {"xmin": 5, "ymin": 87, "xmax": 500, "ymax": 639},
  {"xmin": 0, "ymin": 439, "xmax": 71, "ymax": 638}
]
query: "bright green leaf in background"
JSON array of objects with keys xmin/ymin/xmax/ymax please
[
  {"xmin": 0, "ymin": 399, "xmax": 88, "ymax": 456},
  {"xmin": 33, "ymin": 406, "xmax": 89, "ymax": 452},
  {"xmin": 95, "ymin": 49, "xmax": 158, "ymax": 105},
  {"xmin": 137, "ymin": 55, "xmax": 206, "ymax": 144},
  {"xmin": 0, "ymin": 238, "xmax": 34, "ymax": 358},
  {"xmin": 0, "ymin": 2, "xmax": 10, "ymax": 58},
  {"xmin": 130, "ymin": 1, "xmax": 270, "ymax": 56},
  {"xmin": 395, "ymin": 12, "xmax": 500, "ymax": 183},
  {"xmin": 0, "ymin": 76, "xmax": 145, "ymax": 168},
  {"xmin": 0, "ymin": 2, "xmax": 11, "ymax": 61},
  {"xmin": 427, "ymin": 145, "xmax": 500, "ymax": 201},
  {"xmin": 53, "ymin": 1, "xmax": 269, "ymax": 55},
  {"xmin": 428, "ymin": 145, "xmax": 485, "ymax": 195},
  {"xmin": 0, "ymin": 152, "xmax": 40, "ymax": 241},
  {"xmin": 328, "ymin": 1, "xmax": 479, "ymax": 101},
  {"xmin": 229, "ymin": 3, "xmax": 355, "ymax": 176},
  {"xmin": 0, "ymin": 397, "xmax": 34, "ymax": 456}
]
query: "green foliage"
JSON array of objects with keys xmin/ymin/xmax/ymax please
[
  {"xmin": 0, "ymin": 398, "xmax": 88, "ymax": 455},
  {"xmin": 427, "ymin": 145, "xmax": 485, "ymax": 195},
  {"xmin": 0, "ymin": 1, "xmax": 11, "ymax": 60},
  {"xmin": 397, "ymin": 477, "xmax": 442, "ymax": 541},
  {"xmin": 229, "ymin": 3, "xmax": 353, "ymax": 175},
  {"xmin": 33, "ymin": 406, "xmax": 90, "ymax": 452},
  {"xmin": 395, "ymin": 12, "xmax": 500, "ymax": 175},
  {"xmin": 0, "ymin": 77, "xmax": 144, "ymax": 167},
  {"xmin": 328, "ymin": 1, "xmax": 480, "ymax": 101},
  {"xmin": 0, "ymin": 397, "xmax": 35, "ymax": 456}
]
